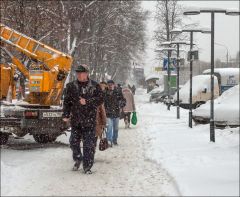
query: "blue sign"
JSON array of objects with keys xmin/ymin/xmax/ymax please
[
  {"xmin": 163, "ymin": 58, "xmax": 168, "ymax": 70},
  {"xmin": 163, "ymin": 58, "xmax": 177, "ymax": 71}
]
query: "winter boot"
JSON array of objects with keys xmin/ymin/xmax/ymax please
[
  {"xmin": 124, "ymin": 119, "xmax": 128, "ymax": 129},
  {"xmin": 72, "ymin": 160, "xmax": 81, "ymax": 171},
  {"xmin": 84, "ymin": 169, "xmax": 92, "ymax": 174},
  {"xmin": 108, "ymin": 141, "xmax": 112, "ymax": 147}
]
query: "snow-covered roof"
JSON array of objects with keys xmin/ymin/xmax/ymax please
[
  {"xmin": 203, "ymin": 68, "xmax": 239, "ymax": 76},
  {"xmin": 175, "ymin": 75, "xmax": 218, "ymax": 103},
  {"xmin": 145, "ymin": 74, "xmax": 160, "ymax": 81},
  {"xmin": 155, "ymin": 48, "xmax": 176, "ymax": 52}
]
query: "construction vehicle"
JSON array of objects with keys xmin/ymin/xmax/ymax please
[
  {"xmin": 0, "ymin": 62, "xmax": 17, "ymax": 101},
  {"xmin": 0, "ymin": 24, "xmax": 73, "ymax": 145}
]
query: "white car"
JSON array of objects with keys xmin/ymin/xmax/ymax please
[
  {"xmin": 149, "ymin": 86, "xmax": 164, "ymax": 102},
  {"xmin": 192, "ymin": 85, "xmax": 239, "ymax": 127},
  {"xmin": 173, "ymin": 75, "xmax": 219, "ymax": 109}
]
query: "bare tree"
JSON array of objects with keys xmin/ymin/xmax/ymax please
[
  {"xmin": 153, "ymin": 0, "xmax": 198, "ymax": 64},
  {"xmin": 0, "ymin": 0, "xmax": 147, "ymax": 84},
  {"xmin": 154, "ymin": 0, "xmax": 184, "ymax": 45}
]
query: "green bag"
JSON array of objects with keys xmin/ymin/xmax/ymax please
[{"xmin": 131, "ymin": 112, "xmax": 137, "ymax": 125}]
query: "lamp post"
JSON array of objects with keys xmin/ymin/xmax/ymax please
[
  {"xmin": 171, "ymin": 28, "xmax": 211, "ymax": 128},
  {"xmin": 169, "ymin": 40, "xmax": 190, "ymax": 119},
  {"xmin": 155, "ymin": 45, "xmax": 176, "ymax": 110},
  {"xmin": 184, "ymin": 8, "xmax": 240, "ymax": 141},
  {"xmin": 215, "ymin": 42, "xmax": 229, "ymax": 67}
]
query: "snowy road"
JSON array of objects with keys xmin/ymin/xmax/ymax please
[{"xmin": 1, "ymin": 89, "xmax": 180, "ymax": 196}]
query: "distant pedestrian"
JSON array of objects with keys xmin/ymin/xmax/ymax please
[
  {"xmin": 62, "ymin": 64, "xmax": 103, "ymax": 174},
  {"xmin": 104, "ymin": 80, "xmax": 126, "ymax": 146},
  {"xmin": 122, "ymin": 85, "xmax": 136, "ymax": 129},
  {"xmin": 116, "ymin": 83, "xmax": 123, "ymax": 95},
  {"xmin": 131, "ymin": 85, "xmax": 136, "ymax": 95}
]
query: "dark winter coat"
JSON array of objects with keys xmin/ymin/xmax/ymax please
[
  {"xmin": 104, "ymin": 88, "xmax": 126, "ymax": 118},
  {"xmin": 62, "ymin": 79, "xmax": 103, "ymax": 128}
]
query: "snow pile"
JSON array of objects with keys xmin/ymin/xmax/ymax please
[
  {"xmin": 3, "ymin": 99, "xmax": 29, "ymax": 106},
  {"xmin": 175, "ymin": 74, "xmax": 218, "ymax": 103},
  {"xmin": 136, "ymin": 89, "xmax": 239, "ymax": 196},
  {"xmin": 214, "ymin": 85, "xmax": 239, "ymax": 125},
  {"xmin": 193, "ymin": 85, "xmax": 239, "ymax": 125}
]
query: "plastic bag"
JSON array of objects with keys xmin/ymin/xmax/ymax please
[{"xmin": 131, "ymin": 112, "xmax": 137, "ymax": 125}]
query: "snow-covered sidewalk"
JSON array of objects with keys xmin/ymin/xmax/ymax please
[{"xmin": 1, "ymin": 110, "xmax": 179, "ymax": 195}]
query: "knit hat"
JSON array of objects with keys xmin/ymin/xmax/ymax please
[
  {"xmin": 75, "ymin": 64, "xmax": 89, "ymax": 72},
  {"xmin": 107, "ymin": 80, "xmax": 115, "ymax": 84}
]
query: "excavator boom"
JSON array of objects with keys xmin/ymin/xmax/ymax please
[{"xmin": 0, "ymin": 24, "xmax": 73, "ymax": 105}]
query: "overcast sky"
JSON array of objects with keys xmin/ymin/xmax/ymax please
[{"xmin": 141, "ymin": 1, "xmax": 239, "ymax": 75}]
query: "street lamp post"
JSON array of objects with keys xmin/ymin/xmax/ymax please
[
  {"xmin": 171, "ymin": 28, "xmax": 211, "ymax": 128},
  {"xmin": 215, "ymin": 42, "xmax": 229, "ymax": 67},
  {"xmin": 169, "ymin": 40, "xmax": 190, "ymax": 119},
  {"xmin": 184, "ymin": 8, "xmax": 240, "ymax": 141},
  {"xmin": 176, "ymin": 43, "xmax": 180, "ymax": 118},
  {"xmin": 167, "ymin": 49, "xmax": 171, "ymax": 110},
  {"xmin": 155, "ymin": 44, "xmax": 176, "ymax": 111},
  {"xmin": 189, "ymin": 31, "xmax": 193, "ymax": 128}
]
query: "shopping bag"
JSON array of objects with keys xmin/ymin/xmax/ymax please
[
  {"xmin": 99, "ymin": 129, "xmax": 108, "ymax": 151},
  {"xmin": 131, "ymin": 112, "xmax": 137, "ymax": 125}
]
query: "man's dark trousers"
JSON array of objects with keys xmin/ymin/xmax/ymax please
[{"xmin": 69, "ymin": 126, "xmax": 95, "ymax": 171}]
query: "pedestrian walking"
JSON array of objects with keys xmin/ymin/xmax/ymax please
[
  {"xmin": 95, "ymin": 82, "xmax": 107, "ymax": 150},
  {"xmin": 62, "ymin": 64, "xmax": 103, "ymax": 174},
  {"xmin": 104, "ymin": 80, "xmax": 126, "ymax": 146},
  {"xmin": 131, "ymin": 85, "xmax": 136, "ymax": 95},
  {"xmin": 122, "ymin": 85, "xmax": 136, "ymax": 129}
]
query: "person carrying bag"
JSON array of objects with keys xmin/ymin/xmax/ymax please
[
  {"xmin": 99, "ymin": 128, "xmax": 108, "ymax": 151},
  {"xmin": 131, "ymin": 111, "xmax": 137, "ymax": 125}
]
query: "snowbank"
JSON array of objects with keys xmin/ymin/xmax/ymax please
[{"xmin": 136, "ymin": 89, "xmax": 239, "ymax": 196}]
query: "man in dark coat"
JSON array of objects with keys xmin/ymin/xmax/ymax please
[
  {"xmin": 62, "ymin": 64, "xmax": 103, "ymax": 174},
  {"xmin": 104, "ymin": 80, "xmax": 126, "ymax": 146}
]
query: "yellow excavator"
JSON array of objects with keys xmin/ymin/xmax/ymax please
[
  {"xmin": 0, "ymin": 24, "xmax": 73, "ymax": 144},
  {"xmin": 0, "ymin": 62, "xmax": 17, "ymax": 101}
]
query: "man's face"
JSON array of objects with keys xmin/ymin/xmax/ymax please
[
  {"xmin": 76, "ymin": 72, "xmax": 88, "ymax": 82},
  {"xmin": 107, "ymin": 83, "xmax": 115, "ymax": 90}
]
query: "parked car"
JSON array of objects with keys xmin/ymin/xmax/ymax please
[
  {"xmin": 192, "ymin": 85, "xmax": 239, "ymax": 128},
  {"xmin": 149, "ymin": 86, "xmax": 164, "ymax": 102},
  {"xmin": 173, "ymin": 75, "xmax": 219, "ymax": 109}
]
